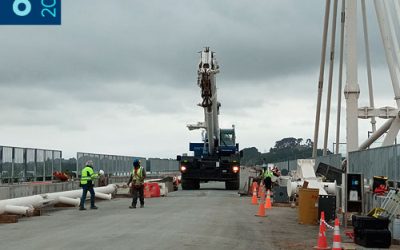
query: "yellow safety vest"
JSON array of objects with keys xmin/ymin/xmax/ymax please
[
  {"xmin": 262, "ymin": 170, "xmax": 273, "ymax": 179},
  {"xmin": 80, "ymin": 166, "xmax": 98, "ymax": 185},
  {"xmin": 132, "ymin": 167, "xmax": 144, "ymax": 185}
]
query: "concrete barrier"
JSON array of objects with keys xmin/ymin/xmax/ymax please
[
  {"xmin": 0, "ymin": 181, "xmax": 81, "ymax": 200},
  {"xmin": 0, "ymin": 175, "xmax": 174, "ymax": 200},
  {"xmin": 239, "ymin": 166, "xmax": 259, "ymax": 195}
]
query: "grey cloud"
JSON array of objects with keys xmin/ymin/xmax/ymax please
[
  {"xmin": 0, "ymin": 0, "xmax": 387, "ymax": 93},
  {"xmin": 0, "ymin": 0, "xmax": 395, "ymax": 158},
  {"xmin": 0, "ymin": 0, "xmax": 329, "ymax": 90}
]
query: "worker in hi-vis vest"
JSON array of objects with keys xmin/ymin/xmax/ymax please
[
  {"xmin": 127, "ymin": 159, "xmax": 146, "ymax": 209},
  {"xmin": 261, "ymin": 166, "xmax": 273, "ymax": 191},
  {"xmin": 79, "ymin": 160, "xmax": 99, "ymax": 210}
]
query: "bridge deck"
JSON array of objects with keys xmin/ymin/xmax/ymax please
[{"xmin": 0, "ymin": 182, "xmax": 349, "ymax": 250}]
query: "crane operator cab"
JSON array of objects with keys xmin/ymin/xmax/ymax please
[{"xmin": 218, "ymin": 128, "xmax": 238, "ymax": 156}]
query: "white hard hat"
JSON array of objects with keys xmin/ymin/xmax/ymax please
[
  {"xmin": 99, "ymin": 170, "xmax": 105, "ymax": 175},
  {"xmin": 85, "ymin": 160, "xmax": 94, "ymax": 167}
]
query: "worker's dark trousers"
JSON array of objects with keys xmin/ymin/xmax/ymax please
[
  {"xmin": 131, "ymin": 185, "xmax": 144, "ymax": 207},
  {"xmin": 264, "ymin": 177, "xmax": 272, "ymax": 191},
  {"xmin": 80, "ymin": 184, "xmax": 95, "ymax": 208}
]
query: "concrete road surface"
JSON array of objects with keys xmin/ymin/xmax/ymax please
[{"xmin": 0, "ymin": 182, "xmax": 332, "ymax": 250}]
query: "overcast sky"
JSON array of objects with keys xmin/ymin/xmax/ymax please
[{"xmin": 0, "ymin": 0, "xmax": 398, "ymax": 159}]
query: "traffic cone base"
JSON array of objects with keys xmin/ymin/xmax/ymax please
[
  {"xmin": 313, "ymin": 231, "xmax": 330, "ymax": 250},
  {"xmin": 255, "ymin": 198, "xmax": 267, "ymax": 217},
  {"xmin": 313, "ymin": 246, "xmax": 330, "ymax": 249},
  {"xmin": 251, "ymin": 196, "xmax": 258, "ymax": 205}
]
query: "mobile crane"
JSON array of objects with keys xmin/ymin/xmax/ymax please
[{"xmin": 177, "ymin": 47, "xmax": 240, "ymax": 190}]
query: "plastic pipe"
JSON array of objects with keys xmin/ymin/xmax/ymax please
[
  {"xmin": 287, "ymin": 180, "xmax": 336, "ymax": 196},
  {"xmin": 359, "ymin": 114, "xmax": 394, "ymax": 150},
  {"xmin": 287, "ymin": 181, "xmax": 303, "ymax": 197},
  {"xmin": 321, "ymin": 181, "xmax": 337, "ymax": 195},
  {"xmin": 0, "ymin": 195, "xmax": 46, "ymax": 215},
  {"xmin": 58, "ymin": 197, "xmax": 80, "ymax": 206},
  {"xmin": 0, "ymin": 184, "xmax": 117, "ymax": 215},
  {"xmin": 94, "ymin": 192, "xmax": 112, "ymax": 200},
  {"xmin": 4, "ymin": 205, "xmax": 34, "ymax": 215}
]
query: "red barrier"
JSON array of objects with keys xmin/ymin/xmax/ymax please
[
  {"xmin": 144, "ymin": 183, "xmax": 161, "ymax": 198},
  {"xmin": 53, "ymin": 171, "xmax": 68, "ymax": 182}
]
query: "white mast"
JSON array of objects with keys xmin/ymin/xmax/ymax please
[{"xmin": 344, "ymin": 0, "xmax": 360, "ymax": 153}]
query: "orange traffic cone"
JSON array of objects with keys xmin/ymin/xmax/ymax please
[
  {"xmin": 258, "ymin": 183, "xmax": 265, "ymax": 198},
  {"xmin": 314, "ymin": 211, "xmax": 330, "ymax": 249},
  {"xmin": 332, "ymin": 218, "xmax": 342, "ymax": 250},
  {"xmin": 255, "ymin": 194, "xmax": 267, "ymax": 217},
  {"xmin": 264, "ymin": 189, "xmax": 272, "ymax": 209},
  {"xmin": 251, "ymin": 182, "xmax": 258, "ymax": 205},
  {"xmin": 321, "ymin": 211, "xmax": 328, "ymax": 234}
]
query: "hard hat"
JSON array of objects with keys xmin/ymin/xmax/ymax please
[
  {"xmin": 133, "ymin": 159, "xmax": 140, "ymax": 167},
  {"xmin": 85, "ymin": 160, "xmax": 94, "ymax": 167},
  {"xmin": 99, "ymin": 170, "xmax": 105, "ymax": 175}
]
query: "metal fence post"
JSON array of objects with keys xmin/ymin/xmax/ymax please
[
  {"xmin": 0, "ymin": 146, "xmax": 2, "ymax": 185},
  {"xmin": 11, "ymin": 147, "xmax": 15, "ymax": 184}
]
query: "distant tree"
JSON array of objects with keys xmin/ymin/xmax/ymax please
[
  {"xmin": 240, "ymin": 147, "xmax": 261, "ymax": 165},
  {"xmin": 296, "ymin": 138, "xmax": 303, "ymax": 146},
  {"xmin": 274, "ymin": 137, "xmax": 298, "ymax": 149},
  {"xmin": 305, "ymin": 139, "xmax": 313, "ymax": 148},
  {"xmin": 241, "ymin": 137, "xmax": 330, "ymax": 166},
  {"xmin": 61, "ymin": 158, "xmax": 77, "ymax": 172}
]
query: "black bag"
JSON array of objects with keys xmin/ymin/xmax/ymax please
[
  {"xmin": 355, "ymin": 228, "xmax": 391, "ymax": 248},
  {"xmin": 352, "ymin": 215, "xmax": 389, "ymax": 229}
]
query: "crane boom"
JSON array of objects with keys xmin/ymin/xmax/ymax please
[
  {"xmin": 196, "ymin": 47, "xmax": 220, "ymax": 155},
  {"xmin": 179, "ymin": 47, "xmax": 240, "ymax": 190}
]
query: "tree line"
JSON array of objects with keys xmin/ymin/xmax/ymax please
[{"xmin": 240, "ymin": 137, "xmax": 330, "ymax": 166}]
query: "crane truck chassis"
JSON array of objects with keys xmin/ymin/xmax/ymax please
[{"xmin": 177, "ymin": 47, "xmax": 240, "ymax": 190}]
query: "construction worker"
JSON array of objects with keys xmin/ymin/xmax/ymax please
[
  {"xmin": 127, "ymin": 159, "xmax": 146, "ymax": 209},
  {"xmin": 98, "ymin": 170, "xmax": 107, "ymax": 187},
  {"xmin": 79, "ymin": 160, "xmax": 99, "ymax": 210},
  {"xmin": 262, "ymin": 166, "xmax": 273, "ymax": 191}
]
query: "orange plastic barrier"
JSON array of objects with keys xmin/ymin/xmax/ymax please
[
  {"xmin": 53, "ymin": 171, "xmax": 68, "ymax": 182},
  {"xmin": 144, "ymin": 183, "xmax": 161, "ymax": 198}
]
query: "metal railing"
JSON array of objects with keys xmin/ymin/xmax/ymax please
[
  {"xmin": 76, "ymin": 152, "xmax": 179, "ymax": 177},
  {"xmin": 77, "ymin": 152, "xmax": 146, "ymax": 177},
  {"xmin": 0, "ymin": 145, "xmax": 62, "ymax": 183}
]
